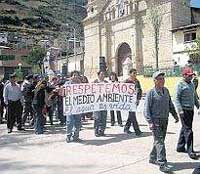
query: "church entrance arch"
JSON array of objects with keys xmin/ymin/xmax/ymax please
[{"xmin": 116, "ymin": 42, "xmax": 132, "ymax": 76}]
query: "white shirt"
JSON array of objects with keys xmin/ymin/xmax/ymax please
[{"xmin": 3, "ymin": 82, "xmax": 22, "ymax": 104}]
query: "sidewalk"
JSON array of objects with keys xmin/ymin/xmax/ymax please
[{"xmin": 0, "ymin": 104, "xmax": 199, "ymax": 174}]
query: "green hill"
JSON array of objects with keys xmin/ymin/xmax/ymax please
[{"xmin": 0, "ymin": 0, "xmax": 87, "ymax": 35}]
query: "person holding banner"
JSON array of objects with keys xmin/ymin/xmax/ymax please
[
  {"xmin": 109, "ymin": 72, "xmax": 123, "ymax": 127},
  {"xmin": 65, "ymin": 71, "xmax": 82, "ymax": 143},
  {"xmin": 144, "ymin": 71, "xmax": 179, "ymax": 173},
  {"xmin": 93, "ymin": 70, "xmax": 108, "ymax": 137},
  {"xmin": 124, "ymin": 68, "xmax": 142, "ymax": 136}
]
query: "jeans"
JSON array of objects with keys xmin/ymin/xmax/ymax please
[
  {"xmin": 94, "ymin": 111, "xmax": 107, "ymax": 135},
  {"xmin": 150, "ymin": 118, "xmax": 168, "ymax": 165},
  {"xmin": 66, "ymin": 114, "xmax": 81, "ymax": 139}
]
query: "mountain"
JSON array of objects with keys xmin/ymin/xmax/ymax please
[{"xmin": 0, "ymin": 0, "xmax": 87, "ymax": 35}]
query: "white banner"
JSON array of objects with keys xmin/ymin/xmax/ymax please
[{"xmin": 63, "ymin": 83, "xmax": 137, "ymax": 115}]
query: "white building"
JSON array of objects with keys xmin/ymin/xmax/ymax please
[
  {"xmin": 0, "ymin": 33, "xmax": 8, "ymax": 44},
  {"xmin": 172, "ymin": 23, "xmax": 200, "ymax": 66}
]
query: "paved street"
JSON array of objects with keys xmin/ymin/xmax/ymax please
[{"xmin": 0, "ymin": 101, "xmax": 200, "ymax": 174}]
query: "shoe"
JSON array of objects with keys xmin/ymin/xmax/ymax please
[
  {"xmin": 135, "ymin": 131, "xmax": 142, "ymax": 136},
  {"xmin": 66, "ymin": 136, "xmax": 71, "ymax": 143},
  {"xmin": 17, "ymin": 128, "xmax": 25, "ymax": 131},
  {"xmin": 159, "ymin": 164, "xmax": 171, "ymax": 173},
  {"xmin": 177, "ymin": 148, "xmax": 186, "ymax": 153},
  {"xmin": 99, "ymin": 131, "xmax": 105, "ymax": 136},
  {"xmin": 124, "ymin": 130, "xmax": 133, "ymax": 134},
  {"xmin": 111, "ymin": 123, "xmax": 114, "ymax": 126},
  {"xmin": 8, "ymin": 129, "xmax": 12, "ymax": 133},
  {"xmin": 119, "ymin": 124, "xmax": 123, "ymax": 127},
  {"xmin": 95, "ymin": 133, "xmax": 100, "ymax": 137},
  {"xmin": 189, "ymin": 152, "xmax": 199, "ymax": 160},
  {"xmin": 149, "ymin": 159, "xmax": 158, "ymax": 165}
]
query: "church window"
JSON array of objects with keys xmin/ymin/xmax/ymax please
[
  {"xmin": 116, "ymin": 0, "xmax": 125, "ymax": 17},
  {"xmin": 91, "ymin": 7, "xmax": 94, "ymax": 13}
]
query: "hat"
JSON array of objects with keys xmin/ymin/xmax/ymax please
[
  {"xmin": 9, "ymin": 73, "xmax": 16, "ymax": 78},
  {"xmin": 182, "ymin": 67, "xmax": 194, "ymax": 76},
  {"xmin": 152, "ymin": 71, "xmax": 165, "ymax": 80}
]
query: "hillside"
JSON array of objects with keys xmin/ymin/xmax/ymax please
[{"xmin": 0, "ymin": 0, "xmax": 87, "ymax": 35}]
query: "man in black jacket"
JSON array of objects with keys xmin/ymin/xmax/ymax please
[{"xmin": 21, "ymin": 74, "xmax": 34, "ymax": 126}]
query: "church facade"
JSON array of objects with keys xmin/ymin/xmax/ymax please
[{"xmin": 83, "ymin": 0, "xmax": 192, "ymax": 78}]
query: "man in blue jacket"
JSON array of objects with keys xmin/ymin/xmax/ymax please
[
  {"xmin": 175, "ymin": 67, "xmax": 199, "ymax": 160},
  {"xmin": 144, "ymin": 71, "xmax": 179, "ymax": 173}
]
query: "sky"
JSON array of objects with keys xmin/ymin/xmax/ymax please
[{"xmin": 191, "ymin": 0, "xmax": 200, "ymax": 7}]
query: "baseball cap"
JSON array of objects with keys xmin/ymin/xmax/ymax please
[
  {"xmin": 182, "ymin": 67, "xmax": 194, "ymax": 76},
  {"xmin": 152, "ymin": 71, "xmax": 165, "ymax": 80}
]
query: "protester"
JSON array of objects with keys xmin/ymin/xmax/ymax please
[
  {"xmin": 21, "ymin": 74, "xmax": 34, "ymax": 126},
  {"xmin": 93, "ymin": 71, "xmax": 108, "ymax": 137},
  {"xmin": 109, "ymin": 72, "xmax": 123, "ymax": 127},
  {"xmin": 3, "ymin": 73, "xmax": 24, "ymax": 133},
  {"xmin": 144, "ymin": 71, "xmax": 179, "ymax": 173},
  {"xmin": 124, "ymin": 68, "xmax": 142, "ymax": 136},
  {"xmin": 57, "ymin": 76, "xmax": 66, "ymax": 125},
  {"xmin": 65, "ymin": 71, "xmax": 82, "ymax": 143},
  {"xmin": 0, "ymin": 78, "xmax": 4, "ymax": 124},
  {"xmin": 45, "ymin": 86, "xmax": 57, "ymax": 125},
  {"xmin": 175, "ymin": 67, "xmax": 199, "ymax": 160},
  {"xmin": 32, "ymin": 80, "xmax": 47, "ymax": 134}
]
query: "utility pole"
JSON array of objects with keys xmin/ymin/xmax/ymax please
[{"xmin": 73, "ymin": 28, "xmax": 77, "ymax": 70}]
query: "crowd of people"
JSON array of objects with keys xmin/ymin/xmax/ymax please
[{"xmin": 0, "ymin": 65, "xmax": 200, "ymax": 173}]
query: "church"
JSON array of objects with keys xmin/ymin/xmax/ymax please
[{"xmin": 83, "ymin": 0, "xmax": 199, "ymax": 78}]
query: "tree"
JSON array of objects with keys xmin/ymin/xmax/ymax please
[
  {"xmin": 148, "ymin": 5, "xmax": 163, "ymax": 70},
  {"xmin": 22, "ymin": 47, "xmax": 46, "ymax": 72}
]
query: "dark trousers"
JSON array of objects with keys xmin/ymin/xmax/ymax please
[
  {"xmin": 7, "ymin": 100, "xmax": 23, "ymax": 130},
  {"xmin": 177, "ymin": 109, "xmax": 194, "ymax": 154},
  {"xmin": 0, "ymin": 103, "xmax": 4, "ymax": 123},
  {"xmin": 33, "ymin": 105, "xmax": 44, "ymax": 134},
  {"xmin": 47, "ymin": 106, "xmax": 53, "ymax": 125},
  {"xmin": 66, "ymin": 114, "xmax": 81, "ymax": 139},
  {"xmin": 58, "ymin": 96, "xmax": 65, "ymax": 124},
  {"xmin": 124, "ymin": 112, "xmax": 140, "ymax": 133},
  {"xmin": 22, "ymin": 102, "xmax": 33, "ymax": 125},
  {"xmin": 110, "ymin": 110, "xmax": 122, "ymax": 125},
  {"xmin": 150, "ymin": 119, "xmax": 168, "ymax": 165}
]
